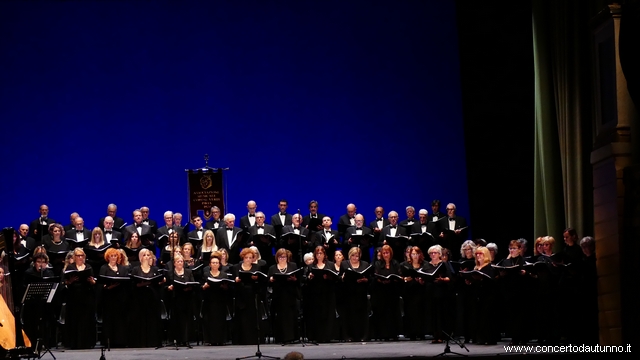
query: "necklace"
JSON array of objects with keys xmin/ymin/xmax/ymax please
[{"xmin": 278, "ymin": 266, "xmax": 287, "ymax": 274}]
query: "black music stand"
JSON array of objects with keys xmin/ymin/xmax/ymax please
[
  {"xmin": 236, "ymin": 274, "xmax": 278, "ymax": 360},
  {"xmin": 22, "ymin": 282, "xmax": 59, "ymax": 360},
  {"xmin": 434, "ymin": 331, "xmax": 469, "ymax": 357}
]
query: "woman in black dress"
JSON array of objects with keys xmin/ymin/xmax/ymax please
[
  {"xmin": 99, "ymin": 247, "xmax": 130, "ymax": 348},
  {"xmin": 129, "ymin": 248, "xmax": 164, "ymax": 348},
  {"xmin": 165, "ymin": 253, "xmax": 196, "ymax": 347},
  {"xmin": 499, "ymin": 240, "xmax": 527, "ymax": 345},
  {"xmin": 232, "ymin": 247, "xmax": 265, "ymax": 345},
  {"xmin": 306, "ymin": 246, "xmax": 336, "ymax": 343},
  {"xmin": 424, "ymin": 245, "xmax": 453, "ymax": 343},
  {"xmin": 400, "ymin": 246, "xmax": 426, "ymax": 340},
  {"xmin": 268, "ymin": 248, "xmax": 299, "ymax": 344},
  {"xmin": 201, "ymin": 251, "xmax": 231, "ymax": 345},
  {"xmin": 372, "ymin": 244, "xmax": 402, "ymax": 341},
  {"xmin": 63, "ymin": 248, "xmax": 96, "ymax": 349},
  {"xmin": 465, "ymin": 246, "xmax": 496, "ymax": 345},
  {"xmin": 341, "ymin": 247, "xmax": 370, "ymax": 342},
  {"xmin": 124, "ymin": 232, "xmax": 145, "ymax": 268},
  {"xmin": 332, "ymin": 249, "xmax": 346, "ymax": 341},
  {"xmin": 160, "ymin": 232, "xmax": 181, "ymax": 269}
]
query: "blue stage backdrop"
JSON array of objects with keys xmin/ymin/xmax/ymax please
[{"xmin": 0, "ymin": 0, "xmax": 469, "ymax": 235}]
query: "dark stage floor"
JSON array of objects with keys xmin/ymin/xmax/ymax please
[{"xmin": 32, "ymin": 340, "xmax": 596, "ymax": 360}]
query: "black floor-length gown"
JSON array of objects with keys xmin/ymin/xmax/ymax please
[
  {"xmin": 268, "ymin": 262, "xmax": 299, "ymax": 343},
  {"xmin": 129, "ymin": 265, "xmax": 164, "ymax": 347},
  {"xmin": 232, "ymin": 263, "xmax": 265, "ymax": 345},
  {"xmin": 63, "ymin": 263, "xmax": 96, "ymax": 349},
  {"xmin": 201, "ymin": 269, "xmax": 232, "ymax": 345},
  {"xmin": 98, "ymin": 263, "xmax": 130, "ymax": 348},
  {"xmin": 341, "ymin": 261, "xmax": 370, "ymax": 341},
  {"xmin": 306, "ymin": 261, "xmax": 337, "ymax": 343},
  {"xmin": 166, "ymin": 268, "xmax": 196, "ymax": 345}
]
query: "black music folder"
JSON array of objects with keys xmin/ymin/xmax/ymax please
[{"xmin": 343, "ymin": 265, "xmax": 373, "ymax": 282}]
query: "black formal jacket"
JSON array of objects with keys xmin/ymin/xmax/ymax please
[
  {"xmin": 65, "ymin": 228, "xmax": 92, "ymax": 246},
  {"xmin": 247, "ymin": 224, "xmax": 277, "ymax": 246},
  {"xmin": 239, "ymin": 214, "xmax": 256, "ymax": 231},
  {"xmin": 29, "ymin": 217, "xmax": 56, "ymax": 238},
  {"xmin": 98, "ymin": 216, "xmax": 126, "ymax": 231},
  {"xmin": 19, "ymin": 235, "xmax": 37, "ymax": 251},
  {"xmin": 345, "ymin": 225, "xmax": 374, "ymax": 246},
  {"xmin": 313, "ymin": 229, "xmax": 340, "ymax": 248},
  {"xmin": 368, "ymin": 218, "xmax": 390, "ymax": 231},
  {"xmin": 102, "ymin": 229, "xmax": 123, "ymax": 246},
  {"xmin": 141, "ymin": 218, "xmax": 158, "ymax": 234},
  {"xmin": 301, "ymin": 213, "xmax": 326, "ymax": 231},
  {"xmin": 205, "ymin": 218, "xmax": 223, "ymax": 230},
  {"xmin": 187, "ymin": 228, "xmax": 206, "ymax": 242},
  {"xmin": 280, "ymin": 225, "xmax": 311, "ymax": 250},
  {"xmin": 270, "ymin": 212, "xmax": 293, "ymax": 227},
  {"xmin": 122, "ymin": 223, "xmax": 154, "ymax": 244},
  {"xmin": 157, "ymin": 225, "xmax": 184, "ymax": 247},
  {"xmin": 216, "ymin": 226, "xmax": 244, "ymax": 264}
]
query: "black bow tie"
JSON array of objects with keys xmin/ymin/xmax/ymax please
[
  {"xmin": 136, "ymin": 224, "xmax": 142, "ymax": 228},
  {"xmin": 76, "ymin": 229, "xmax": 84, "ymax": 232},
  {"xmin": 325, "ymin": 230, "xmax": 331, "ymax": 233},
  {"xmin": 448, "ymin": 218, "xmax": 455, "ymax": 221},
  {"xmin": 376, "ymin": 218, "xmax": 383, "ymax": 222},
  {"xmin": 257, "ymin": 226, "xmax": 264, "ymax": 229},
  {"xmin": 105, "ymin": 231, "xmax": 112, "ymax": 234},
  {"xmin": 197, "ymin": 229, "xmax": 203, "ymax": 232},
  {"xmin": 280, "ymin": 213, "xmax": 287, "ymax": 216},
  {"xmin": 390, "ymin": 226, "xmax": 397, "ymax": 229},
  {"xmin": 294, "ymin": 227, "xmax": 300, "ymax": 230},
  {"xmin": 356, "ymin": 227, "xmax": 362, "ymax": 230},
  {"xmin": 227, "ymin": 228, "xmax": 234, "ymax": 231},
  {"xmin": 249, "ymin": 214, "xmax": 255, "ymax": 217}
]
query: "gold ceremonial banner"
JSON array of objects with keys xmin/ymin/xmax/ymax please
[{"xmin": 187, "ymin": 170, "xmax": 225, "ymax": 221}]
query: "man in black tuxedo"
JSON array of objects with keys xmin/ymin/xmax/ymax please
[
  {"xmin": 369, "ymin": 206, "xmax": 389, "ymax": 246},
  {"xmin": 217, "ymin": 213, "xmax": 244, "ymax": 264},
  {"xmin": 102, "ymin": 216, "xmax": 123, "ymax": 247},
  {"xmin": 123, "ymin": 209, "xmax": 154, "ymax": 246},
  {"xmin": 301, "ymin": 200, "xmax": 325, "ymax": 232},
  {"xmin": 270, "ymin": 199, "xmax": 292, "ymax": 239},
  {"xmin": 157, "ymin": 211, "xmax": 184, "ymax": 247},
  {"xmin": 314, "ymin": 216, "xmax": 340, "ymax": 261},
  {"xmin": 187, "ymin": 216, "xmax": 206, "ymax": 243},
  {"xmin": 430, "ymin": 200, "xmax": 445, "ymax": 222},
  {"xmin": 18, "ymin": 224, "xmax": 36, "ymax": 251},
  {"xmin": 380, "ymin": 211, "xmax": 409, "ymax": 262},
  {"xmin": 239, "ymin": 200, "xmax": 258, "ymax": 231},
  {"xmin": 65, "ymin": 216, "xmax": 92, "ymax": 249},
  {"xmin": 205, "ymin": 206, "xmax": 224, "ymax": 230},
  {"xmin": 63, "ymin": 212, "xmax": 79, "ymax": 232},
  {"xmin": 438, "ymin": 203, "xmax": 468, "ymax": 258},
  {"xmin": 247, "ymin": 212, "xmax": 277, "ymax": 266},
  {"xmin": 98, "ymin": 204, "xmax": 126, "ymax": 231},
  {"xmin": 345, "ymin": 214, "xmax": 374, "ymax": 263},
  {"xmin": 140, "ymin": 206, "xmax": 158, "ymax": 234},
  {"xmin": 410, "ymin": 209, "xmax": 439, "ymax": 255},
  {"xmin": 399, "ymin": 206, "xmax": 418, "ymax": 234},
  {"xmin": 338, "ymin": 203, "xmax": 358, "ymax": 241},
  {"xmin": 281, "ymin": 213, "xmax": 311, "ymax": 264},
  {"xmin": 29, "ymin": 204, "xmax": 56, "ymax": 240}
]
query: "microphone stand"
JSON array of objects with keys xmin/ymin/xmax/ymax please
[
  {"xmin": 236, "ymin": 275, "xmax": 278, "ymax": 360},
  {"xmin": 434, "ymin": 331, "xmax": 469, "ymax": 357}
]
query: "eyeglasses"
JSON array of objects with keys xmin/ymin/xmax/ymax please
[
  {"xmin": 428, "ymin": 252, "xmax": 439, "ymax": 255},
  {"xmin": 446, "ymin": 208, "xmax": 454, "ymax": 211}
]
